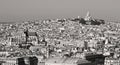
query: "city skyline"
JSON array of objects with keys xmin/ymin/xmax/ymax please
[{"xmin": 0, "ymin": 0, "xmax": 120, "ymax": 22}]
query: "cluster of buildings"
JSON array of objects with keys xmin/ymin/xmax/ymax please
[{"xmin": 0, "ymin": 12, "xmax": 120, "ymax": 65}]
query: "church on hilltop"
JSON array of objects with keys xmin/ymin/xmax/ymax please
[{"xmin": 79, "ymin": 11, "xmax": 105, "ymax": 25}]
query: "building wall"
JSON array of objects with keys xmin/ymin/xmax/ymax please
[
  {"xmin": 38, "ymin": 62, "xmax": 45, "ymax": 65},
  {"xmin": 45, "ymin": 63, "xmax": 76, "ymax": 65},
  {"xmin": 104, "ymin": 58, "xmax": 120, "ymax": 65},
  {"xmin": 0, "ymin": 58, "xmax": 18, "ymax": 65},
  {"xmin": 27, "ymin": 36, "xmax": 38, "ymax": 45},
  {"xmin": 2, "ymin": 63, "xmax": 17, "ymax": 65},
  {"xmin": 0, "ymin": 52, "xmax": 9, "ymax": 57}
]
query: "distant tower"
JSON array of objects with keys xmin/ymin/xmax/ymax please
[
  {"xmin": 77, "ymin": 16, "xmax": 80, "ymax": 18},
  {"xmin": 84, "ymin": 41, "xmax": 88, "ymax": 50},
  {"xmin": 84, "ymin": 11, "xmax": 92, "ymax": 21},
  {"xmin": 45, "ymin": 45, "xmax": 50, "ymax": 58},
  {"xmin": 24, "ymin": 28, "xmax": 29, "ymax": 44},
  {"xmin": 41, "ymin": 38, "xmax": 47, "ymax": 46},
  {"xmin": 8, "ymin": 37, "xmax": 12, "ymax": 46},
  {"xmin": 105, "ymin": 39, "xmax": 108, "ymax": 44}
]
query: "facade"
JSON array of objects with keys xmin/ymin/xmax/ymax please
[
  {"xmin": 45, "ymin": 57, "xmax": 93, "ymax": 65},
  {"xmin": 2, "ymin": 63, "xmax": 17, "ymax": 65},
  {"xmin": 7, "ymin": 31, "xmax": 26, "ymax": 46},
  {"xmin": 104, "ymin": 57, "xmax": 120, "ymax": 65},
  {"xmin": 0, "ymin": 56, "xmax": 38, "ymax": 65},
  {"xmin": 0, "ymin": 57, "xmax": 18, "ymax": 65},
  {"xmin": 0, "ymin": 52, "xmax": 9, "ymax": 57},
  {"xmin": 29, "ymin": 46, "xmax": 43, "ymax": 52},
  {"xmin": 27, "ymin": 32, "xmax": 38, "ymax": 45},
  {"xmin": 8, "ymin": 36, "xmax": 26, "ymax": 46}
]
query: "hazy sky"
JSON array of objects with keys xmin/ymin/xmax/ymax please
[{"xmin": 0, "ymin": 0, "xmax": 120, "ymax": 22}]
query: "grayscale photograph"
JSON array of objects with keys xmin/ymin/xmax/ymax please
[{"xmin": 0, "ymin": 0, "xmax": 120, "ymax": 65}]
